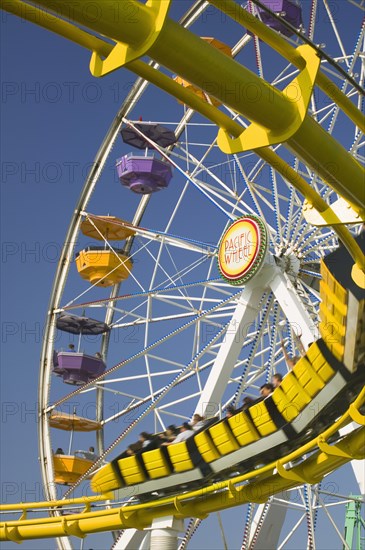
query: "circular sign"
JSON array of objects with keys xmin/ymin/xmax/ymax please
[{"xmin": 217, "ymin": 216, "xmax": 268, "ymax": 285}]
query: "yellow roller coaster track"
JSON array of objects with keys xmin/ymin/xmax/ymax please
[
  {"xmin": 2, "ymin": 0, "xmax": 365, "ymax": 286},
  {"xmin": 1, "ymin": 388, "xmax": 364, "ymax": 542}
]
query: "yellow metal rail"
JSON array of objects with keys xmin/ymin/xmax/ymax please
[
  {"xmin": 4, "ymin": 0, "xmax": 364, "ymax": 214},
  {"xmin": 1, "ymin": 388, "xmax": 364, "ymax": 542},
  {"xmin": 209, "ymin": 0, "xmax": 364, "ymax": 133},
  {"xmin": 2, "ymin": 0, "xmax": 364, "ymax": 284}
]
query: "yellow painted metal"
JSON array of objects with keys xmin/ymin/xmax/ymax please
[
  {"xmin": 317, "ymin": 436, "xmax": 356, "ymax": 459},
  {"xmin": 0, "ymin": 1, "xmax": 238, "ymax": 137},
  {"xmin": 2, "ymin": 388, "xmax": 364, "ymax": 505},
  {"xmin": 76, "ymin": 249, "xmax": 132, "ymax": 287},
  {"xmin": 131, "ymin": 60, "xmax": 242, "ymax": 135},
  {"xmin": 317, "ymin": 73, "xmax": 364, "ymax": 134},
  {"xmin": 118, "ymin": 456, "xmax": 145, "ymax": 485},
  {"xmin": 2, "ymin": 2, "xmax": 364, "ymax": 278},
  {"xmin": 0, "ymin": 4, "xmax": 362, "ymax": 540},
  {"xmin": 308, "ymin": 349, "xmax": 336, "ymax": 383},
  {"xmin": 194, "ymin": 431, "xmax": 220, "ymax": 463},
  {"xmin": 208, "ymin": 0, "xmax": 365, "ymax": 134},
  {"xmin": 210, "ymin": 0, "xmax": 305, "ymax": 70},
  {"xmin": 228, "ymin": 411, "xmax": 259, "ymax": 446},
  {"xmin": 275, "ymin": 458, "xmax": 319, "ymax": 485},
  {"xmin": 292, "ymin": 358, "xmax": 325, "ymax": 399},
  {"xmin": 1, "ymin": 424, "xmax": 363, "ymax": 540},
  {"xmin": 174, "ymin": 37, "xmax": 232, "ymax": 107},
  {"xmin": 31, "ymin": 1, "xmax": 300, "ymax": 133},
  {"xmin": 321, "ymin": 262, "xmax": 348, "ymax": 302},
  {"xmin": 132, "ymin": 54, "xmax": 364, "ymax": 279},
  {"xmin": 288, "ymin": 115, "xmax": 364, "ymax": 214},
  {"xmin": 173, "ymin": 75, "xmax": 221, "ymax": 106},
  {"xmin": 320, "ymin": 280, "xmax": 348, "ymax": 317},
  {"xmin": 91, "ymin": 463, "xmax": 121, "ymax": 493},
  {"xmin": 271, "ymin": 386, "xmax": 300, "ymax": 423},
  {"xmin": 2, "ymin": 0, "xmax": 112, "ymax": 58},
  {"xmin": 319, "ymin": 304, "xmax": 346, "ymax": 337},
  {"xmin": 91, "ymin": 329, "xmax": 358, "ymax": 493},
  {"xmin": 37, "ymin": 0, "xmax": 364, "ymax": 221},
  {"xmin": 204, "ymin": 4, "xmax": 365, "ymax": 214},
  {"xmin": 319, "ymin": 325, "xmax": 345, "ymax": 362},
  {"xmin": 255, "ymin": 147, "xmax": 365, "ymax": 276},
  {"xmin": 167, "ymin": 443, "xmax": 194, "ymax": 473},
  {"xmin": 142, "ymin": 449, "xmax": 171, "ymax": 479},
  {"xmin": 351, "ymin": 264, "xmax": 365, "ymax": 289},
  {"xmin": 27, "ymin": 1, "xmax": 171, "ymax": 58},
  {"xmin": 349, "ymin": 402, "xmax": 365, "ymax": 426},
  {"xmin": 323, "ymin": 342, "xmax": 344, "ymax": 364},
  {"xmin": 209, "ymin": 421, "xmax": 240, "ymax": 455},
  {"xmin": 318, "ymin": 256, "xmax": 359, "ymax": 361},
  {"xmin": 248, "ymin": 401, "xmax": 277, "ymax": 437},
  {"xmin": 81, "ymin": 216, "xmax": 136, "ymax": 241},
  {"xmin": 217, "ymin": 45, "xmax": 320, "ymax": 151},
  {"xmin": 150, "ymin": 24, "xmax": 301, "ymax": 135},
  {"xmin": 278, "ymin": 373, "xmax": 312, "ymax": 412},
  {"xmin": 53, "ymin": 455, "xmax": 94, "ymax": 485},
  {"xmin": 90, "ymin": 0, "xmax": 172, "ymax": 77}
]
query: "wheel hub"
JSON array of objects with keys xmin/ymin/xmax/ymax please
[{"xmin": 278, "ymin": 247, "xmax": 301, "ymax": 282}]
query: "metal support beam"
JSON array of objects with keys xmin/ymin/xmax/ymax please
[
  {"xmin": 269, "ymin": 269, "xmax": 317, "ymax": 350},
  {"xmin": 343, "ymin": 497, "xmax": 365, "ymax": 550},
  {"xmin": 249, "ymin": 497, "xmax": 289, "ymax": 549},
  {"xmin": 194, "ymin": 263, "xmax": 275, "ymax": 417},
  {"xmin": 113, "ymin": 529, "xmax": 146, "ymax": 549},
  {"xmin": 340, "ymin": 423, "xmax": 365, "ymax": 495},
  {"xmin": 148, "ymin": 517, "xmax": 184, "ymax": 550}
]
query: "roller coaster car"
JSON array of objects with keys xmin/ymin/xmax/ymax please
[
  {"xmin": 91, "ymin": 339, "xmax": 364, "ymax": 500},
  {"xmin": 319, "ymin": 232, "xmax": 365, "ymax": 370}
]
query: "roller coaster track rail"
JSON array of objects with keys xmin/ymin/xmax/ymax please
[{"xmin": 1, "ymin": 387, "xmax": 364, "ymax": 543}]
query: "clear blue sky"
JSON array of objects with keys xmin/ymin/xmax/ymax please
[{"xmin": 1, "ymin": 2, "xmax": 362, "ymax": 549}]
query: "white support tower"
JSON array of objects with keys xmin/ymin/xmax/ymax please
[{"xmin": 195, "ymin": 259, "xmax": 317, "ymax": 417}]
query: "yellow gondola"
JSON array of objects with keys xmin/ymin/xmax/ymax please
[
  {"xmin": 53, "ymin": 453, "xmax": 94, "ymax": 485},
  {"xmin": 50, "ymin": 412, "xmax": 102, "ymax": 432},
  {"xmin": 173, "ymin": 37, "xmax": 232, "ymax": 106},
  {"xmin": 80, "ymin": 215, "xmax": 136, "ymax": 241},
  {"xmin": 75, "ymin": 248, "xmax": 133, "ymax": 287}
]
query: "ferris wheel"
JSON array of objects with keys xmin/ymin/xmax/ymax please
[{"xmin": 1, "ymin": 1, "xmax": 364, "ymax": 549}]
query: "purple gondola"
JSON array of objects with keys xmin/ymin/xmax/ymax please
[
  {"xmin": 56, "ymin": 313, "xmax": 110, "ymax": 335},
  {"xmin": 54, "ymin": 352, "xmax": 106, "ymax": 385},
  {"xmin": 121, "ymin": 123, "xmax": 177, "ymax": 150},
  {"xmin": 117, "ymin": 123, "xmax": 176, "ymax": 194},
  {"xmin": 250, "ymin": 0, "xmax": 302, "ymax": 37},
  {"xmin": 52, "ymin": 349, "xmax": 64, "ymax": 376},
  {"xmin": 53, "ymin": 313, "xmax": 109, "ymax": 385},
  {"xmin": 116, "ymin": 154, "xmax": 173, "ymax": 194}
]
